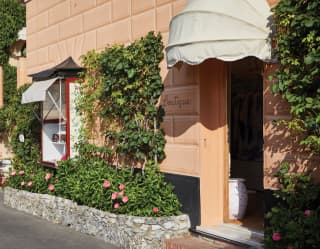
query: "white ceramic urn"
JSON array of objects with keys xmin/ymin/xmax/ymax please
[{"xmin": 229, "ymin": 178, "xmax": 248, "ymax": 220}]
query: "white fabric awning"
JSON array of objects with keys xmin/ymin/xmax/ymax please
[
  {"xmin": 166, "ymin": 0, "xmax": 272, "ymax": 67},
  {"xmin": 21, "ymin": 77, "xmax": 58, "ymax": 104}
]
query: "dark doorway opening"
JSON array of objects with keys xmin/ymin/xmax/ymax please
[{"xmin": 229, "ymin": 57, "xmax": 264, "ymax": 232}]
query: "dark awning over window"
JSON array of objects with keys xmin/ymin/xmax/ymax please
[{"xmin": 29, "ymin": 56, "xmax": 83, "ymax": 81}]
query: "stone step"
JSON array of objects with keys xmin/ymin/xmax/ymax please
[{"xmin": 164, "ymin": 237, "xmax": 246, "ymax": 249}]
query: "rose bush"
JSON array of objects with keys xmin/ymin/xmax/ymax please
[
  {"xmin": 6, "ymin": 155, "xmax": 182, "ymax": 217},
  {"xmin": 264, "ymin": 163, "xmax": 320, "ymax": 249}
]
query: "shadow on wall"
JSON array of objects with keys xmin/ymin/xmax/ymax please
[
  {"xmin": 264, "ymin": 120, "xmax": 320, "ymax": 189},
  {"xmin": 160, "ymin": 59, "xmax": 226, "ymax": 138}
]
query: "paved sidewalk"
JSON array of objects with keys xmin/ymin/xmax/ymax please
[{"xmin": 0, "ymin": 190, "xmax": 121, "ymax": 249}]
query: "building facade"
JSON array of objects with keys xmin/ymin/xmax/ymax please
[{"xmin": 20, "ymin": 0, "xmax": 320, "ymax": 242}]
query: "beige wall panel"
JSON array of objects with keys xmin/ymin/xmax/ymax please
[
  {"xmin": 17, "ymin": 58, "xmax": 32, "ymax": 87},
  {"xmin": 162, "ymin": 117, "xmax": 174, "ymax": 143},
  {"xmin": 38, "ymin": 25, "xmax": 59, "ymax": 48},
  {"xmin": 27, "ymin": 33, "xmax": 38, "ymax": 52},
  {"xmin": 37, "ymin": 47, "xmax": 49, "ymax": 66},
  {"xmin": 97, "ymin": 0, "xmax": 111, "ymax": 6},
  {"xmin": 160, "ymin": 59, "xmax": 172, "ymax": 87},
  {"xmin": 83, "ymin": 3, "xmax": 111, "ymax": 32},
  {"xmin": 26, "ymin": 0, "xmax": 38, "ymax": 19},
  {"xmin": 34, "ymin": 11, "xmax": 49, "ymax": 32},
  {"xmin": 70, "ymin": 0, "xmax": 96, "ymax": 16},
  {"xmin": 38, "ymin": 0, "xmax": 65, "ymax": 14},
  {"xmin": 49, "ymin": 1, "xmax": 71, "ymax": 25},
  {"xmin": 26, "ymin": 18, "xmax": 36, "ymax": 35},
  {"xmin": 132, "ymin": 0, "xmax": 155, "ymax": 15},
  {"xmin": 27, "ymin": 51, "xmax": 38, "ymax": 68},
  {"xmin": 156, "ymin": 0, "xmax": 172, "ymax": 6},
  {"xmin": 161, "ymin": 144, "xmax": 200, "ymax": 176},
  {"xmin": 49, "ymin": 35, "xmax": 85, "ymax": 65},
  {"xmin": 48, "ymin": 44, "xmax": 62, "ymax": 65},
  {"xmin": 82, "ymin": 30, "xmax": 98, "ymax": 54},
  {"xmin": 56, "ymin": 41, "xmax": 69, "ymax": 62},
  {"xmin": 112, "ymin": 0, "xmax": 131, "ymax": 22},
  {"xmin": 131, "ymin": 10, "xmax": 156, "ymax": 40},
  {"xmin": 156, "ymin": 4, "xmax": 172, "ymax": 33},
  {"xmin": 66, "ymin": 35, "xmax": 84, "ymax": 61},
  {"xmin": 173, "ymin": 116, "xmax": 199, "ymax": 145},
  {"xmin": 161, "ymin": 31, "xmax": 169, "ymax": 47},
  {"xmin": 27, "ymin": 16, "xmax": 43, "ymax": 35},
  {"xmin": 199, "ymin": 59, "xmax": 227, "ymax": 226},
  {"xmin": 59, "ymin": 15, "xmax": 83, "ymax": 40},
  {"xmin": 161, "ymin": 86, "xmax": 199, "ymax": 115},
  {"xmin": 172, "ymin": 63, "xmax": 198, "ymax": 86},
  {"xmin": 173, "ymin": 0, "xmax": 187, "ymax": 15},
  {"xmin": 28, "ymin": 63, "xmax": 55, "ymax": 77},
  {"xmin": 97, "ymin": 19, "xmax": 131, "ymax": 49}
]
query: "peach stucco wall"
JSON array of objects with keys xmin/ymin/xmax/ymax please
[{"xmin": 26, "ymin": 0, "xmax": 187, "ymax": 75}]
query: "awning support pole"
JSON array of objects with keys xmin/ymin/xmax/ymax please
[
  {"xmin": 47, "ymin": 90, "xmax": 66, "ymax": 121},
  {"xmin": 32, "ymin": 109, "xmax": 41, "ymax": 123}
]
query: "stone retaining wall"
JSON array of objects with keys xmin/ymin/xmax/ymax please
[{"xmin": 4, "ymin": 187, "xmax": 190, "ymax": 249}]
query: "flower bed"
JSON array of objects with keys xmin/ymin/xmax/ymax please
[{"xmin": 4, "ymin": 187, "xmax": 190, "ymax": 249}]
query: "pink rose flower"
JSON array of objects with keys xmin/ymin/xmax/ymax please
[
  {"xmin": 21, "ymin": 181, "xmax": 25, "ymax": 186},
  {"xmin": 153, "ymin": 207, "xmax": 159, "ymax": 213},
  {"xmin": 30, "ymin": 173, "xmax": 35, "ymax": 177},
  {"xmin": 118, "ymin": 191, "xmax": 124, "ymax": 197},
  {"xmin": 103, "ymin": 180, "xmax": 111, "ymax": 188},
  {"xmin": 304, "ymin": 209, "xmax": 311, "ymax": 216},
  {"xmin": 27, "ymin": 181, "xmax": 33, "ymax": 187},
  {"xmin": 10, "ymin": 171, "xmax": 16, "ymax": 176},
  {"xmin": 18, "ymin": 170, "xmax": 25, "ymax": 175},
  {"xmin": 45, "ymin": 173, "xmax": 51, "ymax": 181},
  {"xmin": 111, "ymin": 192, "xmax": 117, "ymax": 200},
  {"xmin": 119, "ymin": 183, "xmax": 125, "ymax": 191},
  {"xmin": 272, "ymin": 232, "xmax": 281, "ymax": 241},
  {"xmin": 48, "ymin": 184, "xmax": 55, "ymax": 191},
  {"xmin": 114, "ymin": 203, "xmax": 120, "ymax": 209},
  {"xmin": 122, "ymin": 196, "xmax": 129, "ymax": 203}
]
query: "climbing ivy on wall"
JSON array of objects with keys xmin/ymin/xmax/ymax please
[
  {"xmin": 3, "ymin": 64, "xmax": 17, "ymax": 106},
  {"xmin": 4, "ymin": 85, "xmax": 41, "ymax": 167},
  {"xmin": 0, "ymin": 0, "xmax": 25, "ymax": 65},
  {"xmin": 0, "ymin": 0, "xmax": 38, "ymax": 167},
  {"xmin": 78, "ymin": 32, "xmax": 166, "ymax": 171},
  {"xmin": 271, "ymin": 0, "xmax": 320, "ymax": 153}
]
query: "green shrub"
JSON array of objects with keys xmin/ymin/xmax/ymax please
[
  {"xmin": 6, "ymin": 165, "xmax": 56, "ymax": 194},
  {"xmin": 264, "ymin": 163, "xmax": 320, "ymax": 249},
  {"xmin": 54, "ymin": 157, "xmax": 182, "ymax": 216},
  {"xmin": 78, "ymin": 32, "xmax": 166, "ymax": 169},
  {"xmin": 3, "ymin": 85, "xmax": 41, "ymax": 167},
  {"xmin": 6, "ymin": 156, "xmax": 182, "ymax": 217}
]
